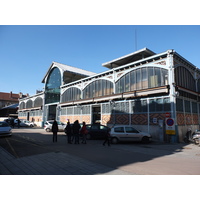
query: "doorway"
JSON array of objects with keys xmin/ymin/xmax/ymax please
[
  {"xmin": 27, "ymin": 112, "xmax": 30, "ymax": 121},
  {"xmin": 92, "ymin": 105, "xmax": 101, "ymax": 124},
  {"xmin": 48, "ymin": 105, "xmax": 57, "ymax": 120}
]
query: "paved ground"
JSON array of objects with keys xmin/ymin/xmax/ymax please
[{"xmin": 0, "ymin": 128, "xmax": 200, "ymax": 175}]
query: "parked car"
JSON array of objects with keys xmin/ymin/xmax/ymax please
[
  {"xmin": 110, "ymin": 125, "xmax": 152, "ymax": 144},
  {"xmin": 0, "ymin": 121, "xmax": 12, "ymax": 137},
  {"xmin": 14, "ymin": 119, "xmax": 35, "ymax": 127},
  {"xmin": 85, "ymin": 124, "xmax": 110, "ymax": 140},
  {"xmin": 44, "ymin": 120, "xmax": 66, "ymax": 132}
]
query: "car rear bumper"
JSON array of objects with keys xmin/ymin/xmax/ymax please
[{"xmin": 0, "ymin": 132, "xmax": 12, "ymax": 137}]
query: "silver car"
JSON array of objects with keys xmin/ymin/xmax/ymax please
[
  {"xmin": 110, "ymin": 125, "xmax": 152, "ymax": 144},
  {"xmin": 14, "ymin": 119, "xmax": 35, "ymax": 127},
  {"xmin": 44, "ymin": 120, "xmax": 66, "ymax": 132},
  {"xmin": 0, "ymin": 121, "xmax": 12, "ymax": 137}
]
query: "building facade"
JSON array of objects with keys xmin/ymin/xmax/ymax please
[
  {"xmin": 18, "ymin": 48, "xmax": 200, "ymax": 142},
  {"xmin": 0, "ymin": 92, "xmax": 27, "ymax": 117}
]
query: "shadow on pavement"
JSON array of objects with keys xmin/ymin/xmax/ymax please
[{"xmin": 0, "ymin": 128, "xmax": 199, "ymax": 175}]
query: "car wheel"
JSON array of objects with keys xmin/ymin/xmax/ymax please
[
  {"xmin": 142, "ymin": 136, "xmax": 150, "ymax": 143},
  {"xmin": 86, "ymin": 134, "xmax": 91, "ymax": 140},
  {"xmin": 111, "ymin": 137, "xmax": 119, "ymax": 144},
  {"xmin": 30, "ymin": 124, "xmax": 33, "ymax": 128},
  {"xmin": 46, "ymin": 128, "xmax": 51, "ymax": 132},
  {"xmin": 194, "ymin": 139, "xmax": 199, "ymax": 145}
]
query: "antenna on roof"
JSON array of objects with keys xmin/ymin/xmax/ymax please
[{"xmin": 135, "ymin": 29, "xmax": 137, "ymax": 51}]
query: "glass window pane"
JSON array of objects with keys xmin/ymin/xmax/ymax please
[
  {"xmin": 136, "ymin": 69, "xmax": 141, "ymax": 90},
  {"xmin": 149, "ymin": 99, "xmax": 156, "ymax": 112},
  {"xmin": 148, "ymin": 67, "xmax": 155, "ymax": 88},
  {"xmin": 185, "ymin": 100, "xmax": 191, "ymax": 113},
  {"xmin": 164, "ymin": 98, "xmax": 171, "ymax": 111},
  {"xmin": 176, "ymin": 98, "xmax": 183, "ymax": 112},
  {"xmin": 141, "ymin": 100, "xmax": 147, "ymax": 112},
  {"xmin": 114, "ymin": 127, "xmax": 124, "ymax": 132},
  {"xmin": 154, "ymin": 68, "xmax": 161, "ymax": 87},
  {"xmin": 125, "ymin": 73, "xmax": 130, "ymax": 92},
  {"xmin": 141, "ymin": 68, "xmax": 148, "ymax": 89},
  {"xmin": 45, "ymin": 67, "xmax": 61, "ymax": 104},
  {"xmin": 125, "ymin": 127, "xmax": 139, "ymax": 133},
  {"xmin": 192, "ymin": 102, "xmax": 198, "ymax": 113},
  {"xmin": 156, "ymin": 98, "xmax": 163, "ymax": 111},
  {"xmin": 130, "ymin": 70, "xmax": 136, "ymax": 91},
  {"xmin": 161, "ymin": 69, "xmax": 168, "ymax": 85}
]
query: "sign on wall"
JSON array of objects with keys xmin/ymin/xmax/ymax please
[{"xmin": 166, "ymin": 118, "xmax": 175, "ymax": 135}]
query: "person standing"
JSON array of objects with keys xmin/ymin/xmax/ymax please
[
  {"xmin": 81, "ymin": 122, "xmax": 88, "ymax": 144},
  {"xmin": 103, "ymin": 128, "xmax": 111, "ymax": 146},
  {"xmin": 72, "ymin": 120, "xmax": 81, "ymax": 144},
  {"xmin": 52, "ymin": 119, "xmax": 58, "ymax": 142},
  {"xmin": 65, "ymin": 121, "xmax": 72, "ymax": 144}
]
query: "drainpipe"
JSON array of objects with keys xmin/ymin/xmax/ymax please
[{"xmin": 168, "ymin": 50, "xmax": 178, "ymax": 143}]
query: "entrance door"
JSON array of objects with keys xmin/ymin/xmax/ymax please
[
  {"xmin": 48, "ymin": 105, "xmax": 57, "ymax": 120},
  {"xmin": 27, "ymin": 112, "xmax": 30, "ymax": 121},
  {"xmin": 92, "ymin": 105, "xmax": 101, "ymax": 124}
]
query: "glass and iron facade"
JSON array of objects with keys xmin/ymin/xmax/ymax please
[{"xmin": 18, "ymin": 49, "xmax": 200, "ymax": 142}]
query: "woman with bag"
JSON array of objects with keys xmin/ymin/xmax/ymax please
[{"xmin": 81, "ymin": 121, "xmax": 88, "ymax": 144}]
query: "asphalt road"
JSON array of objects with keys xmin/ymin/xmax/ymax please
[{"xmin": 1, "ymin": 127, "xmax": 200, "ymax": 175}]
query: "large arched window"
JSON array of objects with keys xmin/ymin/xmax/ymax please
[
  {"xmin": 26, "ymin": 100, "xmax": 33, "ymax": 108},
  {"xmin": 61, "ymin": 87, "xmax": 81, "ymax": 103},
  {"xmin": 45, "ymin": 67, "xmax": 61, "ymax": 104},
  {"xmin": 116, "ymin": 67, "xmax": 168, "ymax": 93},
  {"xmin": 197, "ymin": 79, "xmax": 200, "ymax": 93},
  {"xmin": 19, "ymin": 102, "xmax": 25, "ymax": 109},
  {"xmin": 34, "ymin": 97, "xmax": 43, "ymax": 107},
  {"xmin": 175, "ymin": 66, "xmax": 196, "ymax": 91},
  {"xmin": 83, "ymin": 79, "xmax": 113, "ymax": 99}
]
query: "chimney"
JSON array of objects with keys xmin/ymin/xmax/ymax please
[
  {"xmin": 19, "ymin": 92, "xmax": 23, "ymax": 98},
  {"xmin": 10, "ymin": 91, "xmax": 12, "ymax": 98}
]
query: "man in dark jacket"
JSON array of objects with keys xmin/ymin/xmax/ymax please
[
  {"xmin": 52, "ymin": 120, "xmax": 58, "ymax": 142},
  {"xmin": 72, "ymin": 120, "xmax": 81, "ymax": 144},
  {"xmin": 65, "ymin": 121, "xmax": 72, "ymax": 144}
]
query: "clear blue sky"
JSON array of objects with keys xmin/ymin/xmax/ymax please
[{"xmin": 0, "ymin": 25, "xmax": 200, "ymax": 96}]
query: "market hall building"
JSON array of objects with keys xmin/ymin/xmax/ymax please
[{"xmin": 18, "ymin": 48, "xmax": 200, "ymax": 143}]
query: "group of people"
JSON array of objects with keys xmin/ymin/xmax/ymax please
[
  {"xmin": 52, "ymin": 119, "xmax": 88, "ymax": 144},
  {"xmin": 52, "ymin": 119, "xmax": 111, "ymax": 146}
]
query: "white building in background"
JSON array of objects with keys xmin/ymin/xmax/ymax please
[{"xmin": 18, "ymin": 48, "xmax": 200, "ymax": 142}]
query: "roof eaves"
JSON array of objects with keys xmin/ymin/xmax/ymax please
[{"xmin": 102, "ymin": 48, "xmax": 156, "ymax": 68}]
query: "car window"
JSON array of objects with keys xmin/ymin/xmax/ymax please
[
  {"xmin": 0, "ymin": 122, "xmax": 9, "ymax": 127},
  {"xmin": 100, "ymin": 125, "xmax": 107, "ymax": 130},
  {"xmin": 91, "ymin": 125, "xmax": 99, "ymax": 130},
  {"xmin": 86, "ymin": 125, "xmax": 91, "ymax": 129},
  {"xmin": 114, "ymin": 127, "xmax": 124, "ymax": 133},
  {"xmin": 125, "ymin": 127, "xmax": 139, "ymax": 133}
]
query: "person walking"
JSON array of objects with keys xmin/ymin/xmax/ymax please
[
  {"xmin": 72, "ymin": 120, "xmax": 81, "ymax": 144},
  {"xmin": 65, "ymin": 121, "xmax": 72, "ymax": 144},
  {"xmin": 52, "ymin": 119, "xmax": 58, "ymax": 142},
  {"xmin": 103, "ymin": 128, "xmax": 111, "ymax": 146},
  {"xmin": 81, "ymin": 122, "xmax": 88, "ymax": 144},
  {"xmin": 11, "ymin": 118, "xmax": 15, "ymax": 128}
]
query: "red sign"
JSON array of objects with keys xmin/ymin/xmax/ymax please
[{"xmin": 165, "ymin": 112, "xmax": 170, "ymax": 118}]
